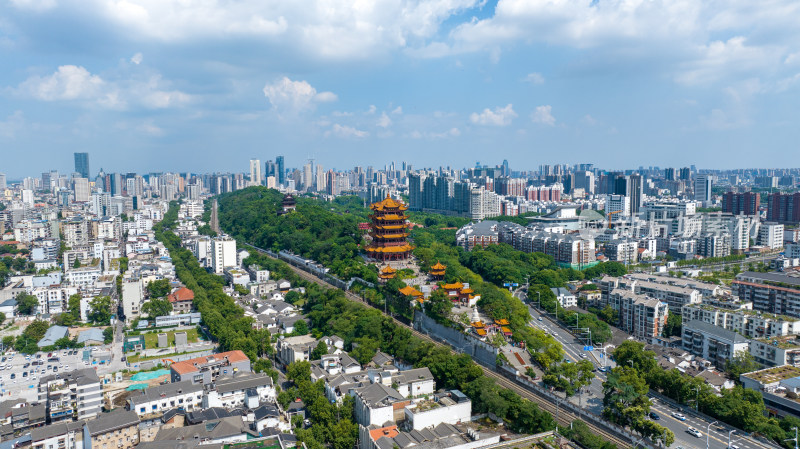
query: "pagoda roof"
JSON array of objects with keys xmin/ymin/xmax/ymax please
[
  {"xmin": 460, "ymin": 288, "xmax": 474, "ymax": 294},
  {"xmin": 373, "ymin": 214, "xmax": 406, "ymax": 221},
  {"xmin": 431, "ymin": 261, "xmax": 447, "ymax": 270},
  {"xmin": 370, "ymin": 195, "xmax": 408, "ymax": 211},
  {"xmin": 366, "ymin": 244, "xmax": 414, "ymax": 253},
  {"xmin": 380, "ymin": 266, "xmax": 397, "ymax": 274},
  {"xmin": 398, "ymin": 285, "xmax": 423, "ymax": 297},
  {"xmin": 373, "ymin": 233, "xmax": 409, "ymax": 239},
  {"xmin": 373, "ymin": 224, "xmax": 407, "ymax": 231},
  {"xmin": 494, "ymin": 318, "xmax": 510, "ymax": 326},
  {"xmin": 442, "ymin": 282, "xmax": 464, "ymax": 290}
]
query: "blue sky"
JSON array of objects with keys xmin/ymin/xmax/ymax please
[{"xmin": 2, "ymin": 0, "xmax": 800, "ymax": 177}]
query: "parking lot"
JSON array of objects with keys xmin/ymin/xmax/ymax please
[{"xmin": 0, "ymin": 347, "xmax": 115, "ymax": 402}]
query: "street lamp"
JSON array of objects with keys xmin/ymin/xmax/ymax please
[
  {"xmin": 727, "ymin": 429, "xmax": 736, "ymax": 449},
  {"xmin": 706, "ymin": 421, "xmax": 718, "ymax": 449},
  {"xmin": 600, "ymin": 344, "xmax": 615, "ymax": 371},
  {"xmin": 785, "ymin": 427, "xmax": 799, "ymax": 449}
]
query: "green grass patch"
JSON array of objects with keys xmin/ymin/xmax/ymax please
[
  {"xmin": 141, "ymin": 328, "xmax": 199, "ymax": 349},
  {"xmin": 127, "ymin": 348, "xmax": 208, "ymax": 364}
]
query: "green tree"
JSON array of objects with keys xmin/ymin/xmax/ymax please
[
  {"xmin": 16, "ymin": 293, "xmax": 39, "ymax": 315},
  {"xmin": 88, "ymin": 296, "xmax": 113, "ymax": 324},
  {"xmin": 543, "ymin": 359, "xmax": 595, "ymax": 397},
  {"xmin": 350, "ymin": 336, "xmax": 380, "ymax": 365},
  {"xmin": 142, "ymin": 298, "xmax": 173, "ymax": 318},
  {"xmin": 2, "ymin": 335, "xmax": 14, "ymax": 349},
  {"xmin": 72, "ymin": 258, "xmax": 81, "ymax": 269},
  {"xmin": 0, "ymin": 311, "xmax": 5, "ymax": 324},
  {"xmin": 311, "ymin": 341, "xmax": 328, "ymax": 360},
  {"xmin": 103, "ymin": 327, "xmax": 114, "ymax": 344},
  {"xmin": 613, "ymin": 341, "xmax": 658, "ymax": 378},
  {"xmin": 726, "ymin": 350, "xmax": 760, "ymax": 380},
  {"xmin": 68, "ymin": 293, "xmax": 82, "ymax": 321},
  {"xmin": 424, "ymin": 289, "xmax": 452, "ymax": 323},
  {"xmin": 293, "ymin": 320, "xmax": 309, "ymax": 335},
  {"xmin": 662, "ymin": 313, "xmax": 682, "ymax": 338},
  {"xmin": 602, "ymin": 367, "xmax": 651, "ymax": 428},
  {"xmin": 146, "ymin": 279, "xmax": 171, "ymax": 298},
  {"xmin": 285, "ymin": 290, "xmax": 301, "ymax": 304},
  {"xmin": 23, "ymin": 320, "xmax": 50, "ymax": 341}
]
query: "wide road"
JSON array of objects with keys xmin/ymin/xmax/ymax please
[{"xmin": 515, "ymin": 289, "xmax": 779, "ymax": 449}]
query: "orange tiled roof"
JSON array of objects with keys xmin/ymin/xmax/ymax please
[
  {"xmin": 475, "ymin": 329, "xmax": 487, "ymax": 336},
  {"xmin": 442, "ymin": 282, "xmax": 464, "ymax": 290},
  {"xmin": 494, "ymin": 318, "xmax": 510, "ymax": 326},
  {"xmin": 370, "ymin": 195, "xmax": 408, "ymax": 211},
  {"xmin": 170, "ymin": 350, "xmax": 249, "ymax": 375},
  {"xmin": 471, "ymin": 321, "xmax": 485, "ymax": 328},
  {"xmin": 398, "ymin": 285, "xmax": 423, "ymax": 297},
  {"xmin": 168, "ymin": 287, "xmax": 195, "ymax": 303},
  {"xmin": 431, "ymin": 261, "xmax": 447, "ymax": 270},
  {"xmin": 370, "ymin": 425, "xmax": 399, "ymax": 441},
  {"xmin": 501, "ymin": 326, "xmax": 512, "ymax": 334},
  {"xmin": 380, "ymin": 266, "xmax": 397, "ymax": 274}
]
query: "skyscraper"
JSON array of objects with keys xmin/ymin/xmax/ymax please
[
  {"xmin": 694, "ymin": 175, "xmax": 713, "ymax": 204},
  {"xmin": 74, "ymin": 152, "xmax": 90, "ymax": 179},
  {"xmin": 627, "ymin": 174, "xmax": 643, "ymax": 214},
  {"xmin": 249, "ymin": 159, "xmax": 262, "ymax": 186},
  {"xmin": 276, "ymin": 156, "xmax": 285, "ymax": 186}
]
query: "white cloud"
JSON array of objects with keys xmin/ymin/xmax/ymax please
[
  {"xmin": 582, "ymin": 114, "xmax": 597, "ymax": 125},
  {"xmin": 367, "ymin": 105, "xmax": 377, "ymax": 114},
  {"xmin": 18, "ymin": 65, "xmax": 191, "ymax": 110},
  {"xmin": 9, "ymin": 0, "xmax": 56, "ymax": 11},
  {"xmin": 531, "ymin": 105, "xmax": 555, "ymax": 126},
  {"xmin": 139, "ymin": 120, "xmax": 164, "ymax": 136},
  {"xmin": 469, "ymin": 104, "xmax": 516, "ymax": 126},
  {"xmin": 263, "ymin": 77, "xmax": 336, "ymax": 114},
  {"xmin": 675, "ymin": 37, "xmax": 781, "ymax": 86},
  {"xmin": 59, "ymin": 0, "xmax": 480, "ymax": 61},
  {"xmin": 21, "ymin": 65, "xmax": 106, "ymax": 102},
  {"xmin": 701, "ymin": 108, "xmax": 749, "ymax": 130},
  {"xmin": 524, "ymin": 72, "xmax": 544, "ymax": 84},
  {"xmin": 327, "ymin": 123, "xmax": 368, "ymax": 138},
  {"xmin": 391, "ymin": 106, "xmax": 403, "ymax": 115},
  {"xmin": 131, "ymin": 52, "xmax": 143, "ymax": 65},
  {"xmin": 377, "ymin": 112, "xmax": 392, "ymax": 128}
]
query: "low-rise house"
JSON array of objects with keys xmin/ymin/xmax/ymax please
[
  {"xmin": 170, "ymin": 350, "xmax": 251, "ymax": 384},
  {"xmin": 203, "ymin": 372, "xmax": 276, "ymax": 409},
  {"xmin": 311, "ymin": 353, "xmax": 362, "ymax": 380},
  {"xmin": 38, "ymin": 368, "xmax": 102, "ymax": 422},
  {"xmin": 77, "ymin": 328, "xmax": 105, "ymax": 346},
  {"xmin": 404, "ymin": 390, "xmax": 472, "ymax": 431},
  {"xmin": 352, "ymin": 383, "xmax": 408, "ymax": 426},
  {"xmin": 153, "ymin": 416, "xmax": 257, "ymax": 445},
  {"xmin": 83, "ymin": 409, "xmax": 140, "ymax": 449},
  {"xmin": 31, "ymin": 420, "xmax": 85, "ymax": 449},
  {"xmin": 167, "ymin": 287, "xmax": 195, "ymax": 314},
  {"xmin": 550, "ymin": 287, "xmax": 577, "ymax": 308},
  {"xmin": 276, "ymin": 335, "xmax": 317, "ymax": 366},
  {"xmin": 127, "ymin": 380, "xmax": 204, "ymax": 418}
]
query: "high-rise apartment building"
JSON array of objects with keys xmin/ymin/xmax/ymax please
[
  {"xmin": 693, "ymin": 175, "xmax": 713, "ymax": 204},
  {"xmin": 249, "ymin": 159, "xmax": 262, "ymax": 186},
  {"xmin": 722, "ymin": 191, "xmax": 760, "ymax": 215},
  {"xmin": 767, "ymin": 192, "xmax": 800, "ymax": 223},
  {"xmin": 73, "ymin": 152, "xmax": 89, "ymax": 179},
  {"xmin": 627, "ymin": 174, "xmax": 643, "ymax": 214},
  {"xmin": 73, "ymin": 178, "xmax": 90, "ymax": 202},
  {"xmin": 211, "ymin": 235, "xmax": 237, "ymax": 274},
  {"xmin": 276, "ymin": 156, "xmax": 285, "ymax": 185}
]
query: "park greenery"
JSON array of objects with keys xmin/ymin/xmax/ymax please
[
  {"xmin": 142, "ymin": 298, "xmax": 173, "ymax": 318},
  {"xmin": 217, "ymin": 188, "xmax": 375, "ymax": 282}
]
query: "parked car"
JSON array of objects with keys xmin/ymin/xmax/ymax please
[
  {"xmin": 687, "ymin": 427, "xmax": 702, "ymax": 438},
  {"xmin": 649, "ymin": 412, "xmax": 660, "ymax": 420},
  {"xmin": 672, "ymin": 412, "xmax": 686, "ymax": 421}
]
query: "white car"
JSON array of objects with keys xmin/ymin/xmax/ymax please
[
  {"xmin": 728, "ymin": 445, "xmax": 740, "ymax": 449},
  {"xmin": 687, "ymin": 427, "xmax": 702, "ymax": 438},
  {"xmin": 672, "ymin": 412, "xmax": 686, "ymax": 421}
]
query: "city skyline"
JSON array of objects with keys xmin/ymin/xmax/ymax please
[{"xmin": 2, "ymin": 1, "xmax": 800, "ymax": 175}]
